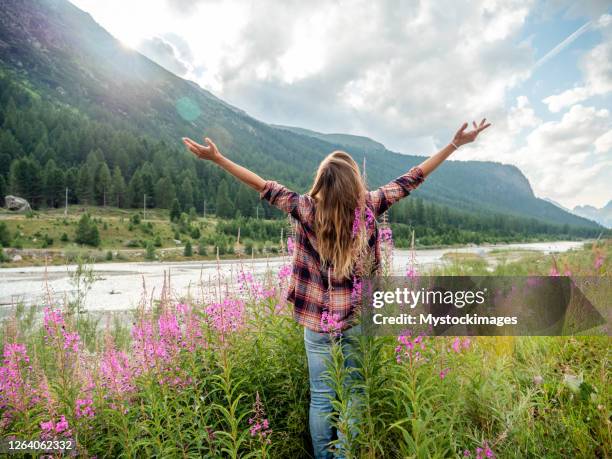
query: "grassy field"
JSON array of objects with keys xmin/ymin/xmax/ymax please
[
  {"xmin": 0, "ymin": 235, "xmax": 609, "ymax": 458},
  {"xmin": 0, "ymin": 206, "xmax": 288, "ymax": 266}
]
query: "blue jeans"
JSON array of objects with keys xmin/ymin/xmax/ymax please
[{"xmin": 304, "ymin": 324, "xmax": 362, "ymax": 459}]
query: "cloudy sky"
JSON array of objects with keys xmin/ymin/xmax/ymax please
[{"xmin": 70, "ymin": 0, "xmax": 611, "ymax": 209}]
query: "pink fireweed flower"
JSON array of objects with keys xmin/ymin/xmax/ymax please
[
  {"xmin": 248, "ymin": 392, "xmax": 272, "ymax": 444},
  {"xmin": 549, "ymin": 266, "xmax": 559, "ymax": 276},
  {"xmin": 75, "ymin": 398, "xmax": 95, "ymax": 418},
  {"xmin": 40, "ymin": 415, "xmax": 71, "ymax": 439},
  {"xmin": 378, "ymin": 226, "xmax": 393, "ymax": 244},
  {"xmin": 320, "ymin": 311, "xmax": 343, "ymax": 336},
  {"xmin": 439, "ymin": 368, "xmax": 450, "ymax": 379},
  {"xmin": 352, "ymin": 207, "xmax": 375, "ymax": 238},
  {"xmin": 0, "ymin": 343, "xmax": 33, "ymax": 412},
  {"xmin": 594, "ymin": 254, "xmax": 604, "ymax": 270},
  {"xmin": 395, "ymin": 332, "xmax": 427, "ymax": 363},
  {"xmin": 365, "ymin": 207, "xmax": 375, "ymax": 226},
  {"xmin": 287, "ymin": 236, "xmax": 295, "ymax": 255},
  {"xmin": 405, "ymin": 267, "xmax": 418, "ymax": 280},
  {"xmin": 62, "ymin": 332, "xmax": 80, "ymax": 353},
  {"xmin": 464, "ymin": 441, "xmax": 495, "ymax": 459},
  {"xmin": 451, "ymin": 337, "xmax": 471, "ymax": 353},
  {"xmin": 352, "ymin": 207, "xmax": 362, "ymax": 238},
  {"xmin": 238, "ymin": 270, "xmax": 274, "ymax": 301},
  {"xmin": 205, "ymin": 298, "xmax": 245, "ymax": 334},
  {"xmin": 100, "ymin": 345, "xmax": 135, "ymax": 395},
  {"xmin": 351, "ymin": 277, "xmax": 362, "ymax": 303},
  {"xmin": 43, "ymin": 307, "xmax": 65, "ymax": 333},
  {"xmin": 278, "ymin": 264, "xmax": 292, "ymax": 282},
  {"xmin": 158, "ymin": 310, "xmax": 181, "ymax": 344}
]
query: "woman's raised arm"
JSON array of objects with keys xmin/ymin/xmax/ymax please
[
  {"xmin": 418, "ymin": 119, "xmax": 491, "ymax": 177},
  {"xmin": 182, "ymin": 136, "xmax": 266, "ymax": 192}
]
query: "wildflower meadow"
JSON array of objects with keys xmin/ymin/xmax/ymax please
[{"xmin": 0, "ymin": 235, "xmax": 610, "ymax": 458}]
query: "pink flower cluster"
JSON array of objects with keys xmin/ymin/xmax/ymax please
[
  {"xmin": 352, "ymin": 206, "xmax": 375, "ymax": 238},
  {"xmin": 594, "ymin": 253, "xmax": 604, "ymax": 270},
  {"xmin": 320, "ymin": 311, "xmax": 343, "ymax": 336},
  {"xmin": 248, "ymin": 392, "xmax": 272, "ymax": 444},
  {"xmin": 451, "ymin": 337, "xmax": 471, "ymax": 353},
  {"xmin": 395, "ymin": 332, "xmax": 426, "ymax": 363},
  {"xmin": 100, "ymin": 345, "xmax": 134, "ymax": 396},
  {"xmin": 464, "ymin": 440, "xmax": 495, "ymax": 458},
  {"xmin": 205, "ymin": 298, "xmax": 245, "ymax": 334},
  {"xmin": 287, "ymin": 236, "xmax": 295, "ymax": 255},
  {"xmin": 130, "ymin": 303, "xmax": 206, "ymax": 387},
  {"xmin": 351, "ymin": 277, "xmax": 362, "ymax": 303},
  {"xmin": 405, "ymin": 267, "xmax": 418, "ymax": 280},
  {"xmin": 43, "ymin": 307, "xmax": 80, "ymax": 354},
  {"xmin": 75, "ymin": 398, "xmax": 95, "ymax": 418},
  {"xmin": 0, "ymin": 343, "xmax": 33, "ymax": 411},
  {"xmin": 278, "ymin": 264, "xmax": 292, "ymax": 282},
  {"xmin": 378, "ymin": 226, "xmax": 393, "ymax": 244},
  {"xmin": 40, "ymin": 415, "xmax": 70, "ymax": 439},
  {"xmin": 238, "ymin": 271, "xmax": 275, "ymax": 301}
]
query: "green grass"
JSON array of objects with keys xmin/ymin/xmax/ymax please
[{"xmin": 0, "ymin": 206, "xmax": 287, "ymax": 266}]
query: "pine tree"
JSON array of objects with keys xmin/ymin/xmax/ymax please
[
  {"xmin": 9, "ymin": 156, "xmax": 42, "ymax": 207},
  {"xmin": 178, "ymin": 177, "xmax": 194, "ymax": 211},
  {"xmin": 170, "ymin": 198, "xmax": 181, "ymax": 222},
  {"xmin": 155, "ymin": 176, "xmax": 176, "ymax": 209},
  {"xmin": 236, "ymin": 184, "xmax": 254, "ymax": 217},
  {"xmin": 183, "ymin": 240, "xmax": 193, "ymax": 257},
  {"xmin": 76, "ymin": 165, "xmax": 93, "ymax": 205},
  {"xmin": 94, "ymin": 162, "xmax": 111, "ymax": 206},
  {"xmin": 43, "ymin": 159, "xmax": 65, "ymax": 208},
  {"xmin": 110, "ymin": 166, "xmax": 126, "ymax": 208},
  {"xmin": 128, "ymin": 170, "xmax": 144, "ymax": 208},
  {"xmin": 216, "ymin": 179, "xmax": 234, "ymax": 218}
]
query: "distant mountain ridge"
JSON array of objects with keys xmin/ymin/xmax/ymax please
[
  {"xmin": 0, "ymin": 0, "xmax": 603, "ymax": 230},
  {"xmin": 573, "ymin": 201, "xmax": 612, "ymax": 228},
  {"xmin": 272, "ymin": 125, "xmax": 387, "ymax": 153}
]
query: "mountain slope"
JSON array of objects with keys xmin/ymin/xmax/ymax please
[
  {"xmin": 0, "ymin": 0, "xmax": 602, "ymax": 230},
  {"xmin": 573, "ymin": 201, "xmax": 612, "ymax": 228}
]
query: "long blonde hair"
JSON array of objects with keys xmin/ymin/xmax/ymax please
[{"xmin": 309, "ymin": 151, "xmax": 368, "ymax": 279}]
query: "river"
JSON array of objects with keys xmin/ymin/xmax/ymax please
[{"xmin": 0, "ymin": 240, "xmax": 587, "ymax": 312}]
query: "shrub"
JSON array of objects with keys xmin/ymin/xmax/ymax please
[
  {"xmin": 106, "ymin": 250, "xmax": 113, "ymax": 261},
  {"xmin": 170, "ymin": 198, "xmax": 181, "ymax": 222},
  {"xmin": 154, "ymin": 235, "xmax": 162, "ymax": 247},
  {"xmin": 183, "ymin": 240, "xmax": 193, "ymax": 257},
  {"xmin": 198, "ymin": 238, "xmax": 207, "ymax": 256},
  {"xmin": 145, "ymin": 241, "xmax": 156, "ymax": 260},
  {"xmin": 0, "ymin": 222, "xmax": 11, "ymax": 247},
  {"xmin": 60, "ymin": 232, "xmax": 69, "ymax": 242},
  {"xmin": 131, "ymin": 213, "xmax": 141, "ymax": 225},
  {"xmin": 75, "ymin": 214, "xmax": 100, "ymax": 247}
]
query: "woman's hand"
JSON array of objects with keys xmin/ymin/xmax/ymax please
[
  {"xmin": 182, "ymin": 136, "xmax": 223, "ymax": 162},
  {"xmin": 452, "ymin": 118, "xmax": 491, "ymax": 147}
]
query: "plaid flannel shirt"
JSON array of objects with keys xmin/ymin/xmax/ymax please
[{"xmin": 260, "ymin": 166, "xmax": 425, "ymax": 332}]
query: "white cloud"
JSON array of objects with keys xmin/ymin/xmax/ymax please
[
  {"xmin": 594, "ymin": 129, "xmax": 612, "ymax": 153},
  {"xmin": 543, "ymin": 15, "xmax": 612, "ymax": 112},
  {"xmin": 517, "ymin": 104, "xmax": 611, "ymax": 207},
  {"xmin": 457, "ymin": 99, "xmax": 611, "ymax": 208}
]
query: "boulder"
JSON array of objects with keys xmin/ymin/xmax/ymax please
[{"xmin": 5, "ymin": 195, "xmax": 31, "ymax": 212}]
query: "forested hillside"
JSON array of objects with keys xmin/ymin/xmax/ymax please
[{"xmin": 0, "ymin": 0, "xmax": 605, "ymax": 240}]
